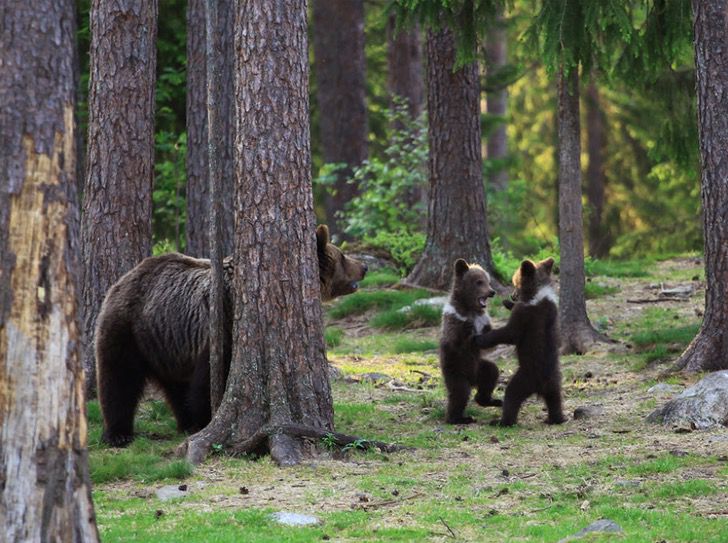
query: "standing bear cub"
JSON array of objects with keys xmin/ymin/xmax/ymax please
[
  {"xmin": 95, "ymin": 225, "xmax": 367, "ymax": 446},
  {"xmin": 474, "ymin": 257, "xmax": 565, "ymax": 427},
  {"xmin": 440, "ymin": 259, "xmax": 501, "ymax": 424}
]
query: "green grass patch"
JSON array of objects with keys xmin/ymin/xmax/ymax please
[
  {"xmin": 647, "ymin": 479, "xmax": 718, "ymax": 499},
  {"xmin": 324, "ymin": 326, "xmax": 344, "ymax": 348},
  {"xmin": 359, "ymin": 267, "xmax": 400, "ymax": 288},
  {"xmin": 88, "ymin": 400, "xmax": 191, "ymax": 484},
  {"xmin": 327, "ymin": 288, "xmax": 432, "ymax": 319},
  {"xmin": 585, "ymin": 258, "xmax": 651, "ymax": 278},
  {"xmin": 391, "ymin": 336, "xmax": 438, "ymax": 353},
  {"xmin": 370, "ymin": 303, "xmax": 441, "ymax": 330},
  {"xmin": 585, "ymin": 281, "xmax": 620, "ymax": 299}
]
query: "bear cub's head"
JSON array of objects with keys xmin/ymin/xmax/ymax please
[
  {"xmin": 509, "ymin": 257, "xmax": 555, "ymax": 305},
  {"xmin": 450, "ymin": 258, "xmax": 496, "ymax": 315},
  {"xmin": 317, "ymin": 225, "xmax": 368, "ymax": 300}
]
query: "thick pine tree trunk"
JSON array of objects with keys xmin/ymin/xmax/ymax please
[
  {"xmin": 0, "ymin": 1, "xmax": 99, "ymax": 540},
  {"xmin": 585, "ymin": 80, "xmax": 611, "ymax": 258},
  {"xmin": 185, "ymin": 0, "xmax": 235, "ymax": 258},
  {"xmin": 312, "ymin": 0, "xmax": 368, "ymax": 239},
  {"xmin": 405, "ymin": 28, "xmax": 499, "ymax": 291},
  {"xmin": 387, "ymin": 14, "xmax": 424, "ymax": 120},
  {"xmin": 81, "ymin": 0, "xmax": 157, "ymax": 395},
  {"xmin": 675, "ymin": 0, "xmax": 728, "ymax": 372},
  {"xmin": 184, "ymin": 0, "xmax": 335, "ymax": 466},
  {"xmin": 557, "ymin": 67, "xmax": 605, "ymax": 354},
  {"xmin": 485, "ymin": 13, "xmax": 509, "ymax": 192}
]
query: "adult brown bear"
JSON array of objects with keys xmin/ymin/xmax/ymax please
[{"xmin": 95, "ymin": 225, "xmax": 366, "ymax": 446}]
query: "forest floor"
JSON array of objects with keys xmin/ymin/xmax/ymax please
[{"xmin": 88, "ymin": 256, "xmax": 728, "ymax": 542}]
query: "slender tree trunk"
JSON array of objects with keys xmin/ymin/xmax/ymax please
[
  {"xmin": 312, "ymin": 0, "xmax": 368, "ymax": 239},
  {"xmin": 585, "ymin": 80, "xmax": 610, "ymax": 258},
  {"xmin": 387, "ymin": 14, "xmax": 424, "ymax": 121},
  {"xmin": 557, "ymin": 67, "xmax": 605, "ymax": 354},
  {"xmin": 185, "ymin": 0, "xmax": 235, "ymax": 257},
  {"xmin": 184, "ymin": 0, "xmax": 334, "ymax": 466},
  {"xmin": 81, "ymin": 0, "xmax": 157, "ymax": 395},
  {"xmin": 405, "ymin": 28, "xmax": 500, "ymax": 291},
  {"xmin": 485, "ymin": 12, "xmax": 509, "ymax": 192},
  {"xmin": 675, "ymin": 0, "xmax": 728, "ymax": 372},
  {"xmin": 205, "ymin": 0, "xmax": 226, "ymax": 414},
  {"xmin": 0, "ymin": 1, "xmax": 99, "ymax": 540}
]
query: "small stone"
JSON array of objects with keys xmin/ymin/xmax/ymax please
[
  {"xmin": 614, "ymin": 479, "xmax": 641, "ymax": 488},
  {"xmin": 356, "ymin": 493, "xmax": 370, "ymax": 502},
  {"xmin": 271, "ymin": 512, "xmax": 320, "ymax": 527},
  {"xmin": 392, "ymin": 489, "xmax": 399, "ymax": 496},
  {"xmin": 670, "ymin": 449, "xmax": 688, "ymax": 457},
  {"xmin": 647, "ymin": 383, "xmax": 680, "ymax": 395},
  {"xmin": 239, "ymin": 486, "xmax": 249, "ymax": 495},
  {"xmin": 573, "ymin": 405, "xmax": 605, "ymax": 420},
  {"xmin": 583, "ymin": 371, "xmax": 594, "ymax": 379},
  {"xmin": 177, "ymin": 484, "xmax": 187, "ymax": 492},
  {"xmin": 155, "ymin": 510, "xmax": 164, "ymax": 519},
  {"xmin": 501, "ymin": 469, "xmax": 510, "ymax": 477},
  {"xmin": 155, "ymin": 485, "xmax": 188, "ymax": 501},
  {"xmin": 558, "ymin": 519, "xmax": 622, "ymax": 542},
  {"xmin": 489, "ymin": 436, "xmax": 500, "ymax": 444},
  {"xmin": 360, "ymin": 372, "xmax": 391, "ymax": 383}
]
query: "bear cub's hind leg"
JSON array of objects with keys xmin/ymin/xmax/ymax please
[{"xmin": 473, "ymin": 359, "xmax": 502, "ymax": 407}]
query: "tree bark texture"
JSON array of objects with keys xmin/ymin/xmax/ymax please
[
  {"xmin": 585, "ymin": 81, "xmax": 611, "ymax": 259},
  {"xmin": 557, "ymin": 68, "xmax": 604, "ymax": 354},
  {"xmin": 387, "ymin": 14, "xmax": 424, "ymax": 121},
  {"xmin": 185, "ymin": 0, "xmax": 235, "ymax": 258},
  {"xmin": 184, "ymin": 0, "xmax": 333, "ymax": 466},
  {"xmin": 0, "ymin": 1, "xmax": 99, "ymax": 540},
  {"xmin": 81, "ymin": 0, "xmax": 157, "ymax": 395},
  {"xmin": 675, "ymin": 0, "xmax": 728, "ymax": 372},
  {"xmin": 205, "ymin": 0, "xmax": 226, "ymax": 414},
  {"xmin": 405, "ymin": 29, "xmax": 499, "ymax": 291},
  {"xmin": 485, "ymin": 13, "xmax": 509, "ymax": 192},
  {"xmin": 312, "ymin": 0, "xmax": 368, "ymax": 239}
]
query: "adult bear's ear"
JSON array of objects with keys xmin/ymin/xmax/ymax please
[
  {"xmin": 539, "ymin": 257, "xmax": 555, "ymax": 274},
  {"xmin": 454, "ymin": 258, "xmax": 469, "ymax": 278},
  {"xmin": 316, "ymin": 225, "xmax": 330, "ymax": 250},
  {"xmin": 520, "ymin": 259, "xmax": 537, "ymax": 276}
]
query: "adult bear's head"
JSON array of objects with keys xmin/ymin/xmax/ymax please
[{"xmin": 316, "ymin": 225, "xmax": 368, "ymax": 300}]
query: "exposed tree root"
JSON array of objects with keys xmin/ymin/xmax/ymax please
[
  {"xmin": 178, "ymin": 422, "xmax": 409, "ymax": 466},
  {"xmin": 673, "ymin": 329, "xmax": 728, "ymax": 372},
  {"xmin": 560, "ymin": 321, "xmax": 615, "ymax": 355}
]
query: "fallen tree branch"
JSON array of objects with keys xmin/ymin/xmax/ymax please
[
  {"xmin": 626, "ymin": 298, "xmax": 688, "ymax": 304},
  {"xmin": 352, "ymin": 492, "xmax": 424, "ymax": 511}
]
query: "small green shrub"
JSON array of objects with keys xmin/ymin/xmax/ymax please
[
  {"xmin": 584, "ymin": 281, "xmax": 620, "ymax": 299},
  {"xmin": 360, "ymin": 268, "xmax": 401, "ymax": 288},
  {"xmin": 325, "ymin": 327, "xmax": 344, "ymax": 348},
  {"xmin": 328, "ymin": 289, "xmax": 432, "ymax": 319},
  {"xmin": 585, "ymin": 258, "xmax": 650, "ymax": 278},
  {"xmin": 370, "ymin": 303, "xmax": 441, "ymax": 330},
  {"xmin": 391, "ymin": 337, "xmax": 438, "ymax": 353}
]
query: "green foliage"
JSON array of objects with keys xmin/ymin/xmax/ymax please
[
  {"xmin": 490, "ymin": 237, "xmax": 559, "ymax": 283},
  {"xmin": 391, "ymin": 0, "xmax": 504, "ymax": 66},
  {"xmin": 153, "ymin": 131, "xmax": 187, "ymax": 249},
  {"xmin": 585, "ymin": 258, "xmax": 650, "ymax": 278},
  {"xmin": 391, "ymin": 336, "xmax": 439, "ymax": 353},
  {"xmin": 360, "ymin": 231, "xmax": 426, "ymax": 275},
  {"xmin": 334, "ymin": 101, "xmax": 428, "ymax": 239},
  {"xmin": 626, "ymin": 307, "xmax": 700, "ymax": 369},
  {"xmin": 525, "ymin": 0, "xmax": 632, "ymax": 77}
]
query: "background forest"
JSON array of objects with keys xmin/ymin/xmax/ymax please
[{"xmin": 76, "ymin": 0, "xmax": 701, "ymax": 268}]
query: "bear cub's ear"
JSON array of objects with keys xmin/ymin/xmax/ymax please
[
  {"xmin": 316, "ymin": 225, "xmax": 330, "ymax": 249},
  {"xmin": 519, "ymin": 259, "xmax": 537, "ymax": 276},
  {"xmin": 539, "ymin": 257, "xmax": 555, "ymax": 274},
  {"xmin": 454, "ymin": 258, "xmax": 469, "ymax": 278}
]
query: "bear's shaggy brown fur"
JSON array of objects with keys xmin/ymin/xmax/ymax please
[
  {"xmin": 95, "ymin": 225, "xmax": 366, "ymax": 446},
  {"xmin": 440, "ymin": 259, "xmax": 501, "ymax": 424},
  {"xmin": 474, "ymin": 257, "xmax": 565, "ymax": 426}
]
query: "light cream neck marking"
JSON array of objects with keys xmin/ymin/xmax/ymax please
[
  {"xmin": 527, "ymin": 286, "xmax": 558, "ymax": 306},
  {"xmin": 442, "ymin": 302, "xmax": 491, "ymax": 334}
]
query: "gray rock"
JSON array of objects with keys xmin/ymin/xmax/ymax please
[
  {"xmin": 155, "ymin": 485, "xmax": 188, "ymax": 501},
  {"xmin": 558, "ymin": 519, "xmax": 622, "ymax": 542},
  {"xmin": 613, "ymin": 479, "xmax": 641, "ymax": 489},
  {"xmin": 360, "ymin": 372, "xmax": 392, "ymax": 383},
  {"xmin": 647, "ymin": 383, "xmax": 681, "ymax": 395},
  {"xmin": 271, "ymin": 511, "xmax": 320, "ymax": 527},
  {"xmin": 328, "ymin": 364, "xmax": 344, "ymax": 381},
  {"xmin": 573, "ymin": 405, "xmax": 605, "ymax": 420},
  {"xmin": 647, "ymin": 370, "xmax": 728, "ymax": 429}
]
